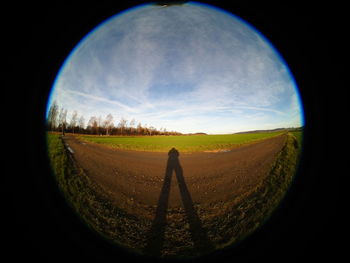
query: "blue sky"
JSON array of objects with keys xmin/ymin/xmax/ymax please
[{"xmin": 48, "ymin": 2, "xmax": 304, "ymax": 134}]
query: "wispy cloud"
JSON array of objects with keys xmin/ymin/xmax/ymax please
[
  {"xmin": 64, "ymin": 89, "xmax": 138, "ymax": 113},
  {"xmin": 233, "ymin": 106, "xmax": 287, "ymax": 115},
  {"xmin": 48, "ymin": 3, "xmax": 303, "ymax": 133}
]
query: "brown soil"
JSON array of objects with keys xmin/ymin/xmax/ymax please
[{"xmin": 63, "ymin": 134, "xmax": 286, "ymax": 219}]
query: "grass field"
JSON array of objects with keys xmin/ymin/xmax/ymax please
[{"xmin": 78, "ymin": 131, "xmax": 285, "ymax": 152}]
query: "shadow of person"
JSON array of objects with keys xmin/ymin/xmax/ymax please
[{"xmin": 144, "ymin": 147, "xmax": 213, "ymax": 257}]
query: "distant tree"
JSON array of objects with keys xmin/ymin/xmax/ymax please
[
  {"xmin": 149, "ymin": 126, "xmax": 155, "ymax": 136},
  {"xmin": 70, "ymin": 110, "xmax": 78, "ymax": 134},
  {"xmin": 118, "ymin": 118, "xmax": 128, "ymax": 135},
  {"xmin": 144, "ymin": 124, "xmax": 149, "ymax": 136},
  {"xmin": 58, "ymin": 108, "xmax": 68, "ymax": 135},
  {"xmin": 46, "ymin": 102, "xmax": 183, "ymax": 136},
  {"xmin": 104, "ymin": 114, "xmax": 114, "ymax": 135},
  {"xmin": 97, "ymin": 116, "xmax": 103, "ymax": 135},
  {"xmin": 78, "ymin": 115, "xmax": 85, "ymax": 133},
  {"xmin": 137, "ymin": 122, "xmax": 143, "ymax": 135},
  {"xmin": 47, "ymin": 101, "xmax": 59, "ymax": 131},
  {"xmin": 129, "ymin": 118, "xmax": 136, "ymax": 135},
  {"xmin": 87, "ymin": 116, "xmax": 98, "ymax": 135}
]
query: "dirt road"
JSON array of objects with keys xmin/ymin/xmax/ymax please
[{"xmin": 63, "ymin": 134, "xmax": 286, "ymax": 218}]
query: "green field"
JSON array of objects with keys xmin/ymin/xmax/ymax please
[{"xmin": 78, "ymin": 131, "xmax": 286, "ymax": 152}]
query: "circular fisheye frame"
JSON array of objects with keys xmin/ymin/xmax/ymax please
[{"xmin": 46, "ymin": 1, "xmax": 304, "ymax": 259}]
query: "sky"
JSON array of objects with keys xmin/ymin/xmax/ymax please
[{"xmin": 47, "ymin": 2, "xmax": 304, "ymax": 134}]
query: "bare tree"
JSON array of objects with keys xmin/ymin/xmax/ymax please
[
  {"xmin": 70, "ymin": 110, "xmax": 78, "ymax": 134},
  {"xmin": 58, "ymin": 108, "xmax": 68, "ymax": 135},
  {"xmin": 143, "ymin": 124, "xmax": 149, "ymax": 136},
  {"xmin": 118, "ymin": 118, "xmax": 128, "ymax": 135},
  {"xmin": 97, "ymin": 116, "xmax": 103, "ymax": 135},
  {"xmin": 103, "ymin": 114, "xmax": 114, "ymax": 135},
  {"xmin": 87, "ymin": 116, "xmax": 98, "ymax": 135},
  {"xmin": 149, "ymin": 126, "xmax": 155, "ymax": 136},
  {"xmin": 137, "ymin": 122, "xmax": 143, "ymax": 135},
  {"xmin": 46, "ymin": 102, "xmax": 183, "ymax": 136},
  {"xmin": 78, "ymin": 115, "xmax": 85, "ymax": 133},
  {"xmin": 129, "ymin": 118, "xmax": 136, "ymax": 135},
  {"xmin": 47, "ymin": 101, "xmax": 59, "ymax": 131}
]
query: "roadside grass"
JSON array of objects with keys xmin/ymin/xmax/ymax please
[
  {"xmin": 46, "ymin": 133, "xmax": 149, "ymax": 253},
  {"xmin": 207, "ymin": 131, "xmax": 303, "ymax": 249},
  {"xmin": 77, "ymin": 131, "xmax": 284, "ymax": 152}
]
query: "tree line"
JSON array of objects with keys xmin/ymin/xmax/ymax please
[{"xmin": 46, "ymin": 101, "xmax": 182, "ymax": 136}]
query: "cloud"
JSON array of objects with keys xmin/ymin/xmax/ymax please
[
  {"xmin": 234, "ymin": 106, "xmax": 287, "ymax": 115},
  {"xmin": 63, "ymin": 89, "xmax": 138, "ymax": 113},
  {"xmin": 48, "ymin": 3, "xmax": 303, "ymax": 133}
]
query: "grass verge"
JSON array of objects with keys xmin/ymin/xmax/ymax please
[
  {"xmin": 207, "ymin": 131, "xmax": 302, "ymax": 249},
  {"xmin": 46, "ymin": 133, "xmax": 150, "ymax": 253}
]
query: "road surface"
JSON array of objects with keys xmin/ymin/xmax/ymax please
[{"xmin": 63, "ymin": 134, "xmax": 286, "ymax": 218}]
